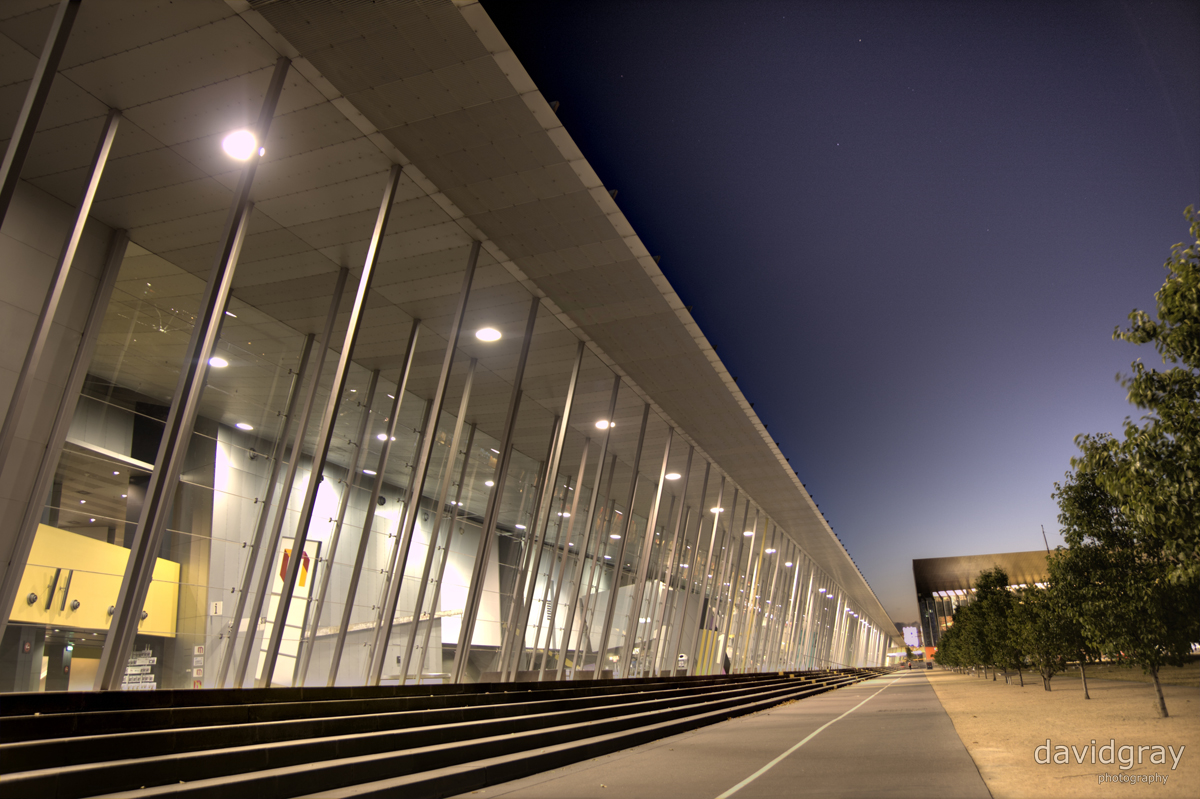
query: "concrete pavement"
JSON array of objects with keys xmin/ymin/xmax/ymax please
[{"xmin": 449, "ymin": 670, "xmax": 990, "ymax": 799}]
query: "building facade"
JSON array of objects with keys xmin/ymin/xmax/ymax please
[
  {"xmin": 0, "ymin": 0, "xmax": 892, "ymax": 694},
  {"xmin": 913, "ymin": 550, "xmax": 1049, "ymax": 649}
]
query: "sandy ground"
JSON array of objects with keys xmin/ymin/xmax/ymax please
[{"xmin": 926, "ymin": 667, "xmax": 1199, "ymax": 799}]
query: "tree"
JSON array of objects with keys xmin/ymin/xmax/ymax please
[
  {"xmin": 1052, "ymin": 467, "xmax": 1200, "ymax": 717},
  {"xmin": 1045, "ymin": 545, "xmax": 1103, "ymax": 699},
  {"xmin": 1013, "ymin": 585, "xmax": 1068, "ymax": 691},
  {"xmin": 975, "ymin": 567, "xmax": 1025, "ymax": 684},
  {"xmin": 1074, "ymin": 207, "xmax": 1200, "ymax": 583}
]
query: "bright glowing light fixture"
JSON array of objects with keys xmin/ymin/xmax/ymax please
[
  {"xmin": 743, "ymin": 531, "xmax": 754, "ymax": 537},
  {"xmin": 818, "ymin": 588, "xmax": 826, "ymax": 593},
  {"xmin": 595, "ymin": 420, "xmax": 613, "ymax": 430},
  {"xmin": 485, "ymin": 480, "xmax": 495, "ymax": 487},
  {"xmin": 475, "ymin": 327, "xmax": 501, "ymax": 342},
  {"xmin": 665, "ymin": 472, "xmax": 681, "ymax": 480},
  {"xmin": 515, "ymin": 524, "xmax": 526, "ymax": 530},
  {"xmin": 785, "ymin": 561, "xmax": 793, "ymax": 567},
  {"xmin": 222, "ymin": 129, "xmax": 257, "ymax": 160},
  {"xmin": 766, "ymin": 548, "xmax": 776, "ymax": 554},
  {"xmin": 610, "ymin": 534, "xmax": 621, "ymax": 539},
  {"xmin": 710, "ymin": 507, "xmax": 723, "ymax": 514},
  {"xmin": 235, "ymin": 422, "xmax": 253, "ymax": 431},
  {"xmin": 377, "ymin": 433, "xmax": 388, "ymax": 441},
  {"xmin": 208, "ymin": 356, "xmax": 228, "ymax": 368},
  {"xmin": 362, "ymin": 469, "xmax": 377, "ymax": 476}
]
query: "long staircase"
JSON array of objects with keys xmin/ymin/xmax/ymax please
[{"xmin": 0, "ymin": 668, "xmax": 891, "ymax": 799}]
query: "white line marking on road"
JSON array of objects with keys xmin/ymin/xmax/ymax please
[{"xmin": 714, "ymin": 677, "xmax": 905, "ymax": 799}]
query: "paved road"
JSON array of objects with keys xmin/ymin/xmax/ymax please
[{"xmin": 449, "ymin": 670, "xmax": 991, "ymax": 799}]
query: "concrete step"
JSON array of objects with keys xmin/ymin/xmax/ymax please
[{"xmin": 0, "ymin": 674, "xmax": 836, "ymax": 773}]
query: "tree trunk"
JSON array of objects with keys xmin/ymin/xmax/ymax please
[
  {"xmin": 1080, "ymin": 661, "xmax": 1090, "ymax": 700},
  {"xmin": 1151, "ymin": 667, "xmax": 1168, "ymax": 718},
  {"xmin": 1017, "ymin": 666, "xmax": 1024, "ymax": 687}
]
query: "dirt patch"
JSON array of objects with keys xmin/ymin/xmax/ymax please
[{"xmin": 926, "ymin": 668, "xmax": 1199, "ymax": 799}]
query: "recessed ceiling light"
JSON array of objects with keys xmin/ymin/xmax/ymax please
[
  {"xmin": 785, "ymin": 561, "xmax": 793, "ymax": 567},
  {"xmin": 121, "ymin": 494, "xmax": 127, "ymax": 498},
  {"xmin": 376, "ymin": 433, "xmax": 388, "ymax": 441},
  {"xmin": 79, "ymin": 499, "xmax": 86, "ymax": 504},
  {"xmin": 112, "ymin": 471, "xmax": 120, "ymax": 476},
  {"xmin": 743, "ymin": 531, "xmax": 754, "ymax": 537},
  {"xmin": 766, "ymin": 548, "xmax": 776, "ymax": 554},
  {"xmin": 485, "ymin": 480, "xmax": 495, "ymax": 487},
  {"xmin": 208, "ymin": 357, "xmax": 228, "ymax": 368},
  {"xmin": 363, "ymin": 469, "xmax": 377, "ymax": 476},
  {"xmin": 610, "ymin": 534, "xmax": 620, "ymax": 539},
  {"xmin": 665, "ymin": 472, "xmax": 681, "ymax": 480},
  {"xmin": 595, "ymin": 420, "xmax": 612, "ymax": 430},
  {"xmin": 680, "ymin": 564, "xmax": 689, "ymax": 568},
  {"xmin": 236, "ymin": 422, "xmax": 253, "ymax": 431},
  {"xmin": 89, "ymin": 518, "xmax": 95, "ymax": 523},
  {"xmin": 475, "ymin": 327, "xmax": 501, "ymax": 342},
  {"xmin": 222, "ymin": 129, "xmax": 257, "ymax": 160},
  {"xmin": 710, "ymin": 507, "xmax": 723, "ymax": 513},
  {"xmin": 604, "ymin": 555, "xmax": 612, "ymax": 560}
]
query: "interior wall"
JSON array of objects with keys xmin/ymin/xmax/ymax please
[{"xmin": 0, "ymin": 181, "xmax": 112, "ymax": 597}]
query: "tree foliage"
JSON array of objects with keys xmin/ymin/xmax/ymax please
[
  {"xmin": 1073, "ymin": 207, "xmax": 1200, "ymax": 581},
  {"xmin": 1052, "ymin": 466, "xmax": 1200, "ymax": 717}
]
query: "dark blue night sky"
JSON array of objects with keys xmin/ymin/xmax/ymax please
[{"xmin": 481, "ymin": 0, "xmax": 1200, "ymax": 622}]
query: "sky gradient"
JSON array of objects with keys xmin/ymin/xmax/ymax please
[{"xmin": 482, "ymin": 0, "xmax": 1200, "ymax": 624}]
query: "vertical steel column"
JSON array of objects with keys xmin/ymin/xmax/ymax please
[
  {"xmin": 327, "ymin": 319, "xmax": 420, "ymax": 684},
  {"xmin": 553, "ymin": 376, "xmax": 619, "ymax": 680},
  {"xmin": 95, "ymin": 57, "xmax": 291, "ymax": 692},
  {"xmin": 259, "ymin": 164, "xmax": 403, "ymax": 687},
  {"xmin": 715, "ymin": 498, "xmax": 749, "ymax": 673},
  {"xmin": 368, "ymin": 246, "xmax": 483, "ymax": 686},
  {"xmin": 752, "ymin": 525, "xmax": 782, "ymax": 671},
  {"xmin": 701, "ymin": 487, "xmax": 737, "ymax": 674},
  {"xmin": 648, "ymin": 494, "xmax": 685, "ymax": 677},
  {"xmin": 732, "ymin": 509, "xmax": 762, "ymax": 672},
  {"xmin": 217, "ymin": 332, "xmax": 314, "ymax": 688},
  {"xmin": 450, "ymin": 295, "xmax": 540, "ymax": 684},
  {"xmin": 502, "ymin": 341, "xmax": 585, "ymax": 679},
  {"xmin": 361, "ymin": 398, "xmax": 429, "ymax": 676},
  {"xmin": 768, "ymin": 541, "xmax": 795, "ymax": 670},
  {"xmin": 591, "ymin": 403, "xmax": 649, "ymax": 679},
  {"xmin": 234, "ymin": 267, "xmax": 349, "ymax": 688},
  {"xmin": 556, "ymin": 443, "xmax": 619, "ymax": 676},
  {"xmin": 0, "ymin": 0, "xmax": 80, "ymax": 223},
  {"xmin": 663, "ymin": 505, "xmax": 699, "ymax": 676},
  {"xmin": 527, "ymin": 476, "xmax": 571, "ymax": 675},
  {"xmin": 683, "ymin": 473, "xmax": 721, "ymax": 676},
  {"xmin": 617, "ymin": 426, "xmax": 672, "ymax": 678},
  {"xmin": 537, "ymin": 438, "xmax": 589, "ymax": 679},
  {"xmin": 293, "ymin": 368, "xmax": 379, "ymax": 685},
  {"xmin": 397, "ymin": 359, "xmax": 477, "ymax": 684},
  {"xmin": 0, "ymin": 228, "xmax": 126, "ymax": 645},
  {"xmin": 497, "ymin": 415, "xmax": 559, "ymax": 681},
  {"xmin": 0, "ymin": 108, "xmax": 120, "ymax": 488},
  {"xmin": 410, "ymin": 422, "xmax": 476, "ymax": 682},
  {"xmin": 573, "ymin": 484, "xmax": 617, "ymax": 673}
]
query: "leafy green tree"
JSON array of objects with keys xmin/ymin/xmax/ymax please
[
  {"xmin": 1053, "ymin": 467, "xmax": 1200, "ymax": 717},
  {"xmin": 1073, "ymin": 207, "xmax": 1200, "ymax": 582},
  {"xmin": 1045, "ymin": 546, "xmax": 1103, "ymax": 699},
  {"xmin": 975, "ymin": 567, "xmax": 1025, "ymax": 684},
  {"xmin": 1014, "ymin": 585, "xmax": 1067, "ymax": 691}
]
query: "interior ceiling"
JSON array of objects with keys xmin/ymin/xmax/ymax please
[{"xmin": 0, "ymin": 0, "xmax": 894, "ymax": 634}]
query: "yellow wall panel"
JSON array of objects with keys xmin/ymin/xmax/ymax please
[{"xmin": 7, "ymin": 524, "xmax": 180, "ymax": 637}]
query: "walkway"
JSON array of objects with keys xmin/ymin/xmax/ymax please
[{"xmin": 449, "ymin": 670, "xmax": 989, "ymax": 799}]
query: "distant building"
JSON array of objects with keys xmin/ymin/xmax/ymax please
[{"xmin": 912, "ymin": 551, "xmax": 1049, "ymax": 648}]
